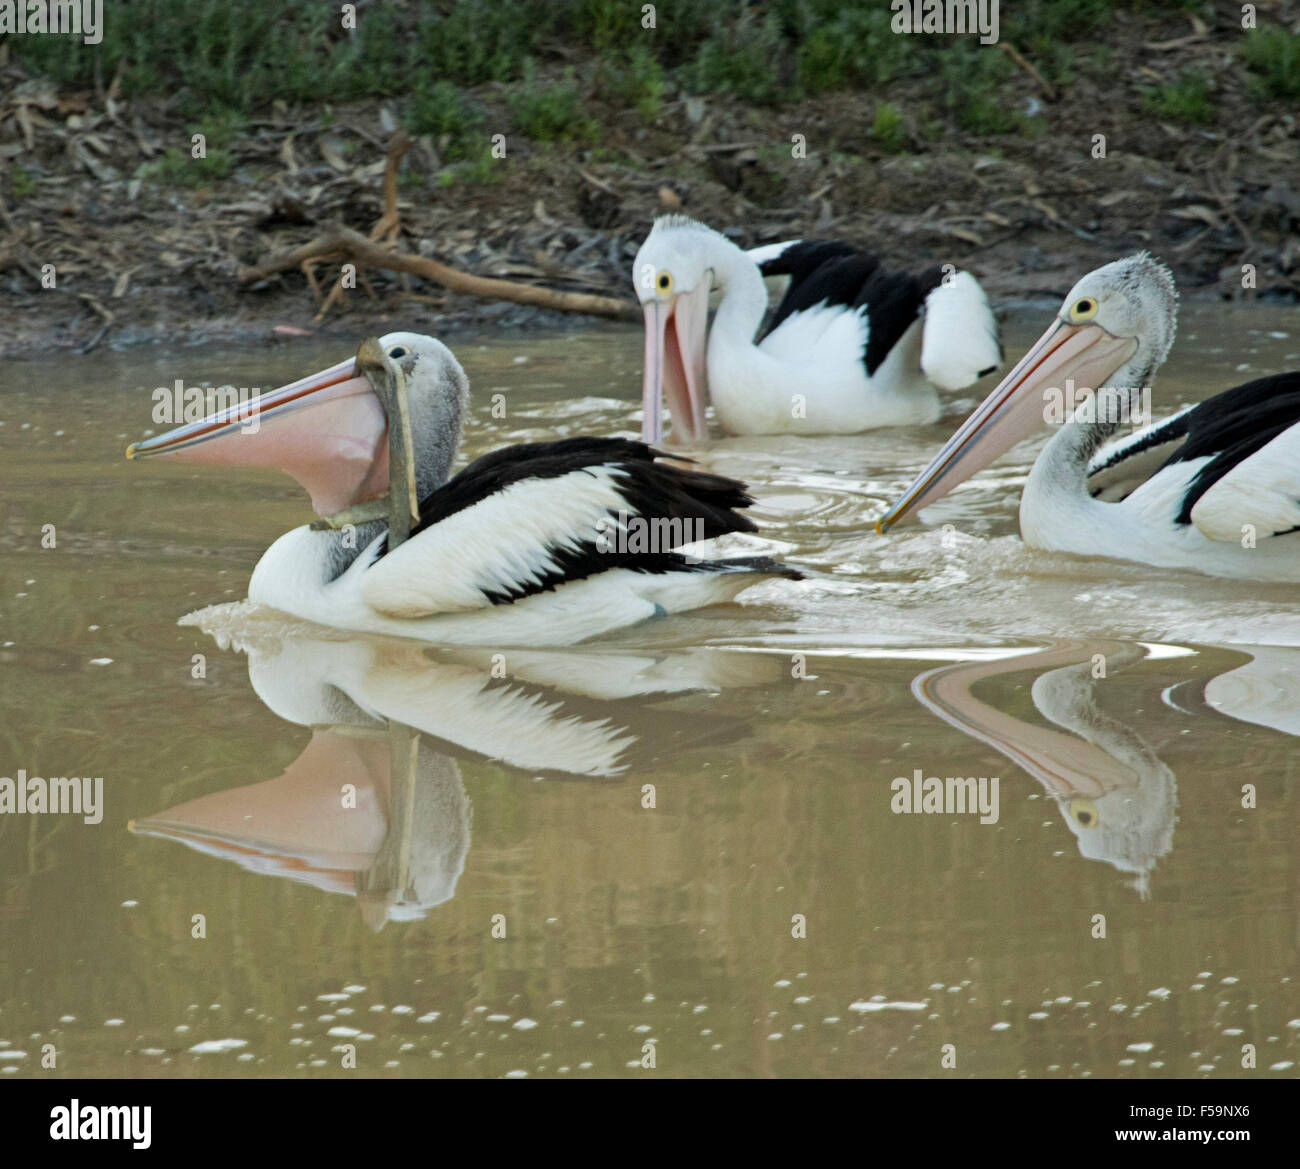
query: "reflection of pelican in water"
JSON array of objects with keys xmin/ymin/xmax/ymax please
[
  {"xmin": 912, "ymin": 641, "xmax": 1178, "ymax": 896},
  {"xmin": 193, "ymin": 604, "xmax": 777, "ymax": 777},
  {"xmin": 132, "ymin": 610, "xmax": 776, "ymax": 928},
  {"xmin": 130, "ymin": 712, "xmax": 467, "ymax": 931},
  {"xmin": 131, "ymin": 716, "xmax": 470, "ymax": 931},
  {"xmin": 1196, "ymin": 646, "xmax": 1300, "ymax": 738}
]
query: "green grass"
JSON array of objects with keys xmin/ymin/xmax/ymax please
[
  {"xmin": 1004, "ymin": 0, "xmax": 1114, "ymax": 41},
  {"xmin": 1082, "ymin": 44, "xmax": 1116, "ymax": 79},
  {"xmin": 1242, "ymin": 26, "xmax": 1300, "ymax": 100},
  {"xmin": 6, "ymin": 0, "xmax": 1264, "ymax": 141},
  {"xmin": 142, "ymin": 146, "xmax": 233, "ymax": 187},
  {"xmin": 140, "ymin": 112, "xmax": 242, "ymax": 186},
  {"xmin": 406, "ymin": 82, "xmax": 485, "ymax": 161},
  {"xmin": 1143, "ymin": 70, "xmax": 1215, "ymax": 125},
  {"xmin": 692, "ymin": 10, "xmax": 792, "ymax": 106},
  {"xmin": 1024, "ymin": 39, "xmax": 1077, "ymax": 87},
  {"xmin": 870, "ymin": 102, "xmax": 909, "ymax": 154},
  {"xmin": 436, "ymin": 145, "xmax": 507, "ymax": 188},
  {"xmin": 957, "ymin": 95, "xmax": 1025, "ymax": 136},
  {"xmin": 9, "ymin": 165, "xmax": 37, "ymax": 199},
  {"xmin": 593, "ymin": 47, "xmax": 667, "ymax": 120},
  {"xmin": 194, "ymin": 111, "xmax": 245, "ymax": 151},
  {"xmin": 940, "ymin": 43, "xmax": 1023, "ymax": 136},
  {"xmin": 13, "ymin": 1, "xmax": 359, "ymax": 114},
  {"xmin": 508, "ymin": 71, "xmax": 599, "ymax": 143},
  {"xmin": 799, "ymin": 8, "xmax": 912, "ymax": 93},
  {"xmin": 412, "ymin": 0, "xmax": 538, "ymax": 87}
]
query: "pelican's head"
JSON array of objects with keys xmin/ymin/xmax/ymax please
[
  {"xmin": 1056, "ymin": 253, "xmax": 1178, "ymax": 367},
  {"xmin": 126, "ymin": 332, "xmax": 469, "ymax": 528},
  {"xmin": 632, "ymin": 216, "xmax": 720, "ymax": 445},
  {"xmin": 876, "ymin": 253, "xmax": 1179, "ymax": 532}
]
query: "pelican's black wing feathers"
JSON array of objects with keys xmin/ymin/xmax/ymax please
[
  {"xmin": 758, "ymin": 241, "xmax": 945, "ymax": 376},
  {"xmin": 367, "ymin": 437, "xmax": 800, "ymax": 609}
]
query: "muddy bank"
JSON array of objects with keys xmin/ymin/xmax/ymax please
[{"xmin": 2, "ymin": 9, "xmax": 1298, "ymax": 359}]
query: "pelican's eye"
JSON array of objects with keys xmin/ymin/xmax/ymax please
[
  {"xmin": 388, "ymin": 346, "xmax": 408, "ymax": 359},
  {"xmin": 1068, "ymin": 297, "xmax": 1098, "ymax": 323},
  {"xmin": 656, "ymin": 270, "xmax": 675, "ymax": 297},
  {"xmin": 1068, "ymin": 798, "xmax": 1099, "ymax": 828}
]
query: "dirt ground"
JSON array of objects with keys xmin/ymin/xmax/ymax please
[{"xmin": 2, "ymin": 11, "xmax": 1298, "ymax": 358}]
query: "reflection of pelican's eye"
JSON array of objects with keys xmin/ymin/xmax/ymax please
[
  {"xmin": 1068, "ymin": 297, "xmax": 1098, "ymax": 322},
  {"xmin": 656, "ymin": 270, "xmax": 675, "ymax": 297},
  {"xmin": 1069, "ymin": 798, "xmax": 1100, "ymax": 828},
  {"xmin": 388, "ymin": 346, "xmax": 408, "ymax": 359}
]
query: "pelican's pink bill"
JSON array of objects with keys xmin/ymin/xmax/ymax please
[
  {"xmin": 125, "ymin": 354, "xmax": 391, "ymax": 515},
  {"xmin": 875, "ymin": 318, "xmax": 1138, "ymax": 532},
  {"xmin": 641, "ymin": 282, "xmax": 710, "ymax": 445}
]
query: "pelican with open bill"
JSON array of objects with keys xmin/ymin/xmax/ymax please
[
  {"xmin": 875, "ymin": 253, "xmax": 1300, "ymax": 581},
  {"xmin": 633, "ymin": 216, "xmax": 1002, "ymax": 443},
  {"xmin": 127, "ymin": 332, "xmax": 802, "ymax": 645}
]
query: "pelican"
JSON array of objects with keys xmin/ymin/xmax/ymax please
[
  {"xmin": 877, "ymin": 253, "xmax": 1300, "ymax": 582},
  {"xmin": 632, "ymin": 215, "xmax": 1002, "ymax": 442},
  {"xmin": 126, "ymin": 333, "xmax": 800, "ymax": 644}
]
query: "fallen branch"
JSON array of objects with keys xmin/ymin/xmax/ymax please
[
  {"xmin": 240, "ymin": 225, "xmax": 640, "ymax": 322},
  {"xmin": 374, "ymin": 131, "xmax": 412, "ymax": 245},
  {"xmin": 311, "ymin": 131, "xmax": 414, "ymax": 321},
  {"xmin": 77, "ymin": 292, "xmax": 114, "ymax": 352},
  {"xmin": 997, "ymin": 42, "xmax": 1057, "ymax": 102}
]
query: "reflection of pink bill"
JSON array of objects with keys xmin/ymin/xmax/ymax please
[{"xmin": 130, "ymin": 730, "xmax": 391, "ymax": 891}]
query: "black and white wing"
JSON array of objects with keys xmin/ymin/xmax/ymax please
[
  {"xmin": 745, "ymin": 238, "xmax": 803, "ymax": 301},
  {"xmin": 754, "ymin": 240, "xmax": 1001, "ymax": 389},
  {"xmin": 1086, "ymin": 403, "xmax": 1198, "ymax": 501},
  {"xmin": 359, "ymin": 437, "xmax": 796, "ymax": 617},
  {"xmin": 1091, "ymin": 372, "xmax": 1300, "ymax": 540},
  {"xmin": 1170, "ymin": 372, "xmax": 1300, "ymax": 541}
]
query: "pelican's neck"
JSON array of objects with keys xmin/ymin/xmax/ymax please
[
  {"xmin": 707, "ymin": 233, "xmax": 769, "ymax": 347},
  {"xmin": 327, "ymin": 518, "xmax": 386, "ymax": 576},
  {"xmin": 411, "ymin": 375, "xmax": 466, "ymax": 498},
  {"xmin": 1034, "ymin": 352, "xmax": 1161, "ymax": 491},
  {"xmin": 311, "ymin": 362, "xmax": 467, "ymax": 565}
]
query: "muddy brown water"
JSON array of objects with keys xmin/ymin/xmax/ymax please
[{"xmin": 1, "ymin": 304, "xmax": 1297, "ymax": 1078}]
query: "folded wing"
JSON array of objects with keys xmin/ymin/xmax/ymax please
[
  {"xmin": 359, "ymin": 437, "xmax": 764, "ymax": 617},
  {"xmin": 1160, "ymin": 372, "xmax": 1300, "ymax": 543},
  {"xmin": 757, "ymin": 241, "xmax": 999, "ymax": 389}
]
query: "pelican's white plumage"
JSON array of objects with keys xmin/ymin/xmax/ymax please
[
  {"xmin": 919, "ymin": 272, "xmax": 1005, "ymax": 391},
  {"xmin": 633, "ymin": 216, "xmax": 1001, "ymax": 442},
  {"xmin": 130, "ymin": 332, "xmax": 800, "ymax": 644},
  {"xmin": 1185, "ymin": 422, "xmax": 1300, "ymax": 543},
  {"xmin": 879, "ymin": 253, "xmax": 1300, "ymax": 582},
  {"xmin": 358, "ymin": 465, "xmax": 635, "ymax": 617},
  {"xmin": 247, "ymin": 524, "xmax": 779, "ymax": 647}
]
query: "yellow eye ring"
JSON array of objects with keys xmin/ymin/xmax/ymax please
[
  {"xmin": 1069, "ymin": 297, "xmax": 1098, "ymax": 322},
  {"xmin": 656, "ymin": 270, "xmax": 675, "ymax": 297},
  {"xmin": 1068, "ymin": 797, "xmax": 1100, "ymax": 828}
]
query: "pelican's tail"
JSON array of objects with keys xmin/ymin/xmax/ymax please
[{"xmin": 920, "ymin": 270, "xmax": 1002, "ymax": 391}]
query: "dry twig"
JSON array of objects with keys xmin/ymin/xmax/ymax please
[
  {"xmin": 240, "ymin": 225, "xmax": 639, "ymax": 321},
  {"xmin": 997, "ymin": 43, "xmax": 1057, "ymax": 102}
]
